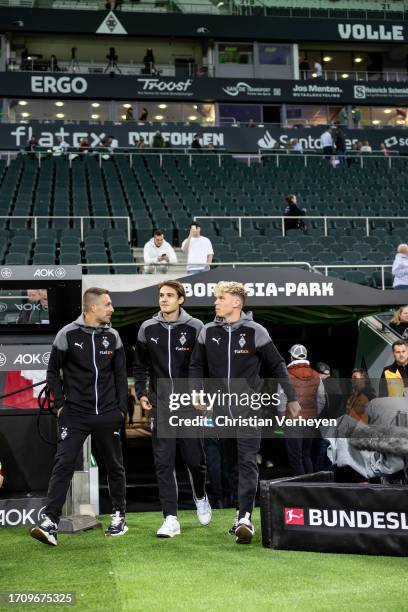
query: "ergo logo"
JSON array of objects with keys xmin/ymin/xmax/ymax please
[{"xmin": 31, "ymin": 76, "xmax": 87, "ymax": 95}]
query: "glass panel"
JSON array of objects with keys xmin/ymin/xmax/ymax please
[
  {"xmin": 218, "ymin": 44, "xmax": 253, "ymax": 65},
  {"xmin": 258, "ymin": 44, "xmax": 291, "ymax": 66}
]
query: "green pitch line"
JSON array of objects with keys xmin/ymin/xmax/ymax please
[{"xmin": 2, "ymin": 509, "xmax": 408, "ymax": 612}]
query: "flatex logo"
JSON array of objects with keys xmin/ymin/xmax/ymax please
[
  {"xmin": 0, "ymin": 353, "xmax": 7, "ymax": 367},
  {"xmin": 0, "ymin": 267, "xmax": 12, "ymax": 280},
  {"xmin": 354, "ymin": 85, "xmax": 366, "ymax": 100},
  {"xmin": 31, "ymin": 76, "xmax": 88, "ymax": 95}
]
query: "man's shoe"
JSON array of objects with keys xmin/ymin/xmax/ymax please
[
  {"xmin": 228, "ymin": 511, "xmax": 239, "ymax": 535},
  {"xmin": 195, "ymin": 495, "xmax": 212, "ymax": 526},
  {"xmin": 30, "ymin": 515, "xmax": 58, "ymax": 546},
  {"xmin": 105, "ymin": 511, "xmax": 128, "ymax": 537},
  {"xmin": 157, "ymin": 515, "xmax": 181, "ymax": 538},
  {"xmin": 235, "ymin": 512, "xmax": 255, "ymax": 544}
]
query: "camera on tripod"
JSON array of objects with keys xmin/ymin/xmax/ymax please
[{"xmin": 104, "ymin": 47, "xmax": 121, "ymax": 74}]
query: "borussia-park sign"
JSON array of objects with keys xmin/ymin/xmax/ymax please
[
  {"xmin": 3, "ymin": 121, "xmax": 408, "ymax": 153},
  {"xmin": 3, "ymin": 73, "xmax": 408, "ymax": 105}
]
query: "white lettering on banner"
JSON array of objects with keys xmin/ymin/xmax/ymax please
[
  {"xmin": 338, "ymin": 23, "xmax": 404, "ymax": 41},
  {"xmin": 137, "ymin": 78, "xmax": 193, "ymax": 93},
  {"xmin": 127, "ymin": 131, "xmax": 224, "ymax": 148},
  {"xmin": 31, "ymin": 76, "xmax": 88, "ymax": 95},
  {"xmin": 182, "ymin": 282, "xmax": 334, "ymax": 298},
  {"xmin": 222, "ymin": 82, "xmax": 274, "ymax": 97},
  {"xmin": 33, "ymin": 267, "xmax": 66, "ymax": 278},
  {"xmin": 13, "ymin": 354, "xmax": 41, "ymax": 365},
  {"xmin": 297, "ymin": 508, "xmax": 408, "ymax": 530}
]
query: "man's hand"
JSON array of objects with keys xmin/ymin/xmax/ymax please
[
  {"xmin": 286, "ymin": 401, "xmax": 301, "ymax": 419},
  {"xmin": 158, "ymin": 255, "xmax": 169, "ymax": 262},
  {"xmin": 140, "ymin": 395, "xmax": 152, "ymax": 411}
]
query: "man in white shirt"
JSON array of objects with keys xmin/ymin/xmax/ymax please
[
  {"xmin": 181, "ymin": 222, "xmax": 214, "ymax": 275},
  {"xmin": 320, "ymin": 127, "xmax": 334, "ymax": 158},
  {"xmin": 143, "ymin": 229, "xmax": 177, "ymax": 273},
  {"xmin": 314, "ymin": 59, "xmax": 323, "ymax": 78}
]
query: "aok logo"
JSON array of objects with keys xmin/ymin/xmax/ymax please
[
  {"xmin": 0, "ymin": 353, "xmax": 7, "ymax": 367},
  {"xmin": 0, "ymin": 505, "xmax": 46, "ymax": 526},
  {"xmin": 31, "ymin": 76, "xmax": 88, "ymax": 95},
  {"xmin": 284, "ymin": 507, "xmax": 305, "ymax": 525},
  {"xmin": 13, "ymin": 354, "xmax": 43, "ymax": 365},
  {"xmin": 0, "ymin": 267, "xmax": 12, "ymax": 280},
  {"xmin": 0, "ymin": 302, "xmax": 7, "ymax": 313},
  {"xmin": 33, "ymin": 267, "xmax": 66, "ymax": 278}
]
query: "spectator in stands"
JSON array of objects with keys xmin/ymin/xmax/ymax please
[
  {"xmin": 335, "ymin": 127, "xmax": 346, "ymax": 163},
  {"xmin": 139, "ymin": 107, "xmax": 149, "ymax": 122},
  {"xmin": 26, "ymin": 135, "xmax": 37, "ymax": 157},
  {"xmin": 143, "ymin": 229, "xmax": 177, "ymax": 273},
  {"xmin": 50, "ymin": 55, "xmax": 60, "ymax": 72},
  {"xmin": 279, "ymin": 344, "xmax": 325, "ymax": 476},
  {"xmin": 248, "ymin": 119, "xmax": 256, "ymax": 128},
  {"xmin": 313, "ymin": 58, "xmax": 323, "ymax": 78},
  {"xmin": 379, "ymin": 340, "xmax": 408, "ymax": 397},
  {"xmin": 52, "ymin": 136, "xmax": 69, "ymax": 157},
  {"xmin": 181, "ymin": 222, "xmax": 214, "ymax": 275},
  {"xmin": 108, "ymin": 135, "xmax": 119, "ymax": 153},
  {"xmin": 125, "ymin": 106, "xmax": 134, "ymax": 121},
  {"xmin": 152, "ymin": 131, "xmax": 165, "ymax": 148},
  {"xmin": 346, "ymin": 369, "xmax": 375, "ymax": 424},
  {"xmin": 320, "ymin": 127, "xmax": 334, "ymax": 159},
  {"xmin": 389, "ymin": 306, "xmax": 408, "ymax": 339},
  {"xmin": 352, "ymin": 107, "xmax": 361, "ymax": 128},
  {"xmin": 191, "ymin": 134, "xmax": 202, "ymax": 150},
  {"xmin": 380, "ymin": 142, "xmax": 389, "ymax": 156},
  {"xmin": 299, "ymin": 56, "xmax": 309, "ymax": 79},
  {"xmin": 338, "ymin": 107, "xmax": 348, "ymax": 127},
  {"xmin": 143, "ymin": 48, "xmax": 156, "ymax": 75},
  {"xmin": 135, "ymin": 136, "xmax": 145, "ymax": 149},
  {"xmin": 392, "ymin": 243, "xmax": 408, "ymax": 289},
  {"xmin": 360, "ymin": 140, "xmax": 372, "ymax": 153},
  {"xmin": 283, "ymin": 194, "xmax": 307, "ymax": 234},
  {"xmin": 290, "ymin": 138, "xmax": 303, "ymax": 153},
  {"xmin": 78, "ymin": 137, "xmax": 89, "ymax": 160}
]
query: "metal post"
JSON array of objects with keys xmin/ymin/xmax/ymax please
[
  {"xmin": 34, "ymin": 217, "xmax": 37, "ymax": 240},
  {"xmin": 281, "ymin": 217, "xmax": 285, "ymax": 236},
  {"xmin": 159, "ymin": 154, "xmax": 162, "ymax": 167},
  {"xmin": 238, "ymin": 217, "xmax": 242, "ymax": 237},
  {"xmin": 388, "ymin": 156, "xmax": 391, "ymax": 169},
  {"xmin": 189, "ymin": 154, "xmax": 192, "ymax": 167},
  {"xmin": 129, "ymin": 153, "xmax": 133, "ymax": 168},
  {"xmin": 38, "ymin": 152, "xmax": 41, "ymax": 168},
  {"xmin": 366, "ymin": 217, "xmax": 370, "ymax": 237},
  {"xmin": 80, "ymin": 217, "xmax": 84, "ymax": 242},
  {"xmin": 276, "ymin": 155, "xmax": 279, "ymax": 168},
  {"xmin": 304, "ymin": 155, "xmax": 307, "ymax": 168},
  {"xmin": 381, "ymin": 266, "xmax": 385, "ymax": 290},
  {"xmin": 324, "ymin": 217, "xmax": 327, "ymax": 237},
  {"xmin": 98, "ymin": 153, "xmax": 101, "ymax": 169},
  {"xmin": 218, "ymin": 154, "xmax": 221, "ymax": 168},
  {"xmin": 360, "ymin": 155, "xmax": 363, "ymax": 169},
  {"xmin": 127, "ymin": 217, "xmax": 131, "ymax": 243}
]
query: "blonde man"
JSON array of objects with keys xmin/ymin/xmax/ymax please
[{"xmin": 190, "ymin": 281, "xmax": 300, "ymax": 544}]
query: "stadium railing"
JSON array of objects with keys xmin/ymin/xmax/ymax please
[
  {"xmin": 0, "ymin": 215, "xmax": 131, "ymax": 241},
  {"xmin": 193, "ymin": 215, "xmax": 408, "ymax": 238}
]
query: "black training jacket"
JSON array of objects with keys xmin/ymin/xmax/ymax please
[
  {"xmin": 133, "ymin": 308, "xmax": 203, "ymax": 406},
  {"xmin": 47, "ymin": 314, "xmax": 128, "ymax": 416}
]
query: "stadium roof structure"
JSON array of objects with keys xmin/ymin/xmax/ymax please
[{"xmin": 111, "ymin": 266, "xmax": 407, "ymax": 325}]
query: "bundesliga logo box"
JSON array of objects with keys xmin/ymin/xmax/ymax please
[{"xmin": 260, "ymin": 473, "xmax": 408, "ymax": 556}]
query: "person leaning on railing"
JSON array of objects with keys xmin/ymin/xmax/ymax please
[{"xmin": 392, "ymin": 243, "xmax": 408, "ymax": 290}]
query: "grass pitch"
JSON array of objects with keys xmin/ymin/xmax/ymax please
[{"xmin": 2, "ymin": 509, "xmax": 408, "ymax": 612}]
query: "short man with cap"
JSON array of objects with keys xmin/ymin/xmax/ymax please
[{"xmin": 279, "ymin": 344, "xmax": 325, "ymax": 476}]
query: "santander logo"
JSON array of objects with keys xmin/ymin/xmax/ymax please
[{"xmin": 284, "ymin": 507, "xmax": 305, "ymax": 525}]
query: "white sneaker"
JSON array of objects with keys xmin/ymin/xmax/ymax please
[
  {"xmin": 195, "ymin": 495, "xmax": 212, "ymax": 526},
  {"xmin": 157, "ymin": 515, "xmax": 181, "ymax": 538},
  {"xmin": 235, "ymin": 512, "xmax": 255, "ymax": 545}
]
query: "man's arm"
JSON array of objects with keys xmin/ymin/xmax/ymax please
[
  {"xmin": 112, "ymin": 332, "xmax": 128, "ymax": 416},
  {"xmin": 168, "ymin": 245, "xmax": 178, "ymax": 264},
  {"xmin": 144, "ymin": 243, "xmax": 158, "ymax": 265},
  {"xmin": 46, "ymin": 329, "xmax": 68, "ymax": 411},
  {"xmin": 133, "ymin": 324, "xmax": 150, "ymax": 400}
]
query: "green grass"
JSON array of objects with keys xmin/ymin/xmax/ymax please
[{"xmin": 2, "ymin": 509, "xmax": 408, "ymax": 612}]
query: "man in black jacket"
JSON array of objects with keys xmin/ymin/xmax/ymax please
[
  {"xmin": 283, "ymin": 194, "xmax": 307, "ymax": 233},
  {"xmin": 30, "ymin": 287, "xmax": 128, "ymax": 546},
  {"xmin": 189, "ymin": 281, "xmax": 300, "ymax": 544},
  {"xmin": 133, "ymin": 280, "xmax": 211, "ymax": 538},
  {"xmin": 379, "ymin": 340, "xmax": 408, "ymax": 398}
]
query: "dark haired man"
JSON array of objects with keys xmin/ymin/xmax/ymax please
[
  {"xmin": 379, "ymin": 340, "xmax": 408, "ymax": 397},
  {"xmin": 30, "ymin": 288, "xmax": 128, "ymax": 546},
  {"xmin": 133, "ymin": 280, "xmax": 211, "ymax": 537},
  {"xmin": 143, "ymin": 229, "xmax": 177, "ymax": 274}
]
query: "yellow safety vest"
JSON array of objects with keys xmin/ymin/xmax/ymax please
[{"xmin": 384, "ymin": 369, "xmax": 405, "ymax": 397}]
